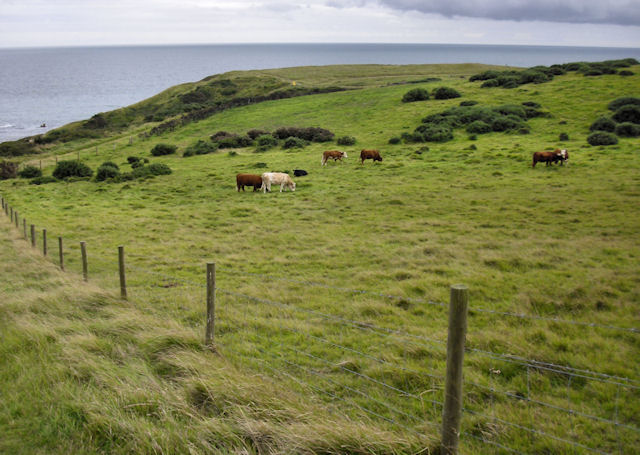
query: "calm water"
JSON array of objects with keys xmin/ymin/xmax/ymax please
[{"xmin": 1, "ymin": 43, "xmax": 639, "ymax": 142}]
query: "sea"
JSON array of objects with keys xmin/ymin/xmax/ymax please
[{"xmin": 1, "ymin": 43, "xmax": 639, "ymax": 143}]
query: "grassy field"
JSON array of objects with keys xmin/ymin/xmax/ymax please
[{"xmin": 1, "ymin": 62, "xmax": 639, "ymax": 454}]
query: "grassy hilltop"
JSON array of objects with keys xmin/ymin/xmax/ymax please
[{"xmin": 1, "ymin": 61, "xmax": 639, "ymax": 454}]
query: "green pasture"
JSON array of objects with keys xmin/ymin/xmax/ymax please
[{"xmin": 1, "ymin": 63, "xmax": 639, "ymax": 454}]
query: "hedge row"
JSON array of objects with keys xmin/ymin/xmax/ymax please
[{"xmin": 588, "ymin": 97, "xmax": 640, "ymax": 144}]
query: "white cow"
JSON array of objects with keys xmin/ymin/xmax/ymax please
[{"xmin": 261, "ymin": 172, "xmax": 296, "ymax": 193}]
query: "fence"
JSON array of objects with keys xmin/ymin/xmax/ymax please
[{"xmin": 1, "ymin": 193, "xmax": 639, "ymax": 454}]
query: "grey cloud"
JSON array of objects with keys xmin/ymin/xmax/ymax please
[{"xmin": 376, "ymin": 0, "xmax": 640, "ymax": 26}]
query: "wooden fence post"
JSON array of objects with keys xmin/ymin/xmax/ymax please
[
  {"xmin": 205, "ymin": 262, "xmax": 216, "ymax": 345},
  {"xmin": 15, "ymin": 211, "xmax": 18, "ymax": 228},
  {"xmin": 30, "ymin": 224, "xmax": 36, "ymax": 247},
  {"xmin": 118, "ymin": 246, "xmax": 127, "ymax": 299},
  {"xmin": 10, "ymin": 207, "xmax": 13, "ymax": 222},
  {"xmin": 441, "ymin": 284, "xmax": 469, "ymax": 455},
  {"xmin": 23, "ymin": 219, "xmax": 27, "ymax": 239},
  {"xmin": 80, "ymin": 241, "xmax": 88, "ymax": 281},
  {"xmin": 42, "ymin": 229, "xmax": 47, "ymax": 256},
  {"xmin": 59, "ymin": 237, "xmax": 64, "ymax": 271}
]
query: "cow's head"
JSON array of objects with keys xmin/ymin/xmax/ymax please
[
  {"xmin": 375, "ymin": 155, "xmax": 383, "ymax": 162},
  {"xmin": 342, "ymin": 151, "xmax": 348, "ymax": 158}
]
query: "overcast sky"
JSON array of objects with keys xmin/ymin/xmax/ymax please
[{"xmin": 1, "ymin": 0, "xmax": 639, "ymax": 48}]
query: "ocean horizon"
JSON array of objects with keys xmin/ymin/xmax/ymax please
[{"xmin": 2, "ymin": 42, "xmax": 639, "ymax": 143}]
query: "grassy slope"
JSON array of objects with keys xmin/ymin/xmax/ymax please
[{"xmin": 1, "ymin": 63, "xmax": 639, "ymax": 454}]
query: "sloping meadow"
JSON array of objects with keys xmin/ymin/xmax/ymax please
[{"xmin": 1, "ymin": 62, "xmax": 639, "ymax": 453}]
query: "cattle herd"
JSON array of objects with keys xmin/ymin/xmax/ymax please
[
  {"xmin": 236, "ymin": 146, "xmax": 569, "ymax": 193},
  {"xmin": 236, "ymin": 149, "xmax": 383, "ymax": 193}
]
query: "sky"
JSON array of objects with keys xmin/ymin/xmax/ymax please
[{"xmin": 1, "ymin": 0, "xmax": 639, "ymax": 48}]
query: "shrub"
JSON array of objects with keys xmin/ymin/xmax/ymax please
[
  {"xmin": 559, "ymin": 132, "xmax": 569, "ymax": 141},
  {"xmin": 615, "ymin": 122, "xmax": 640, "ymax": 137},
  {"xmin": 210, "ymin": 131, "xmax": 236, "ymax": 141},
  {"xmin": 132, "ymin": 163, "xmax": 172, "ymax": 178},
  {"xmin": 493, "ymin": 104, "xmax": 527, "ymax": 119},
  {"xmin": 402, "ymin": 88, "xmax": 429, "ymax": 102},
  {"xmin": 587, "ymin": 132, "xmax": 618, "ymax": 146},
  {"xmin": 469, "ymin": 70, "xmax": 501, "ymax": 81},
  {"xmin": 612, "ymin": 105, "xmax": 640, "ymax": 124},
  {"xmin": 53, "ymin": 160, "xmax": 93, "ymax": 179},
  {"xmin": 95, "ymin": 164, "xmax": 121, "ymax": 181},
  {"xmin": 30, "ymin": 175, "xmax": 58, "ymax": 185},
  {"xmin": 18, "ymin": 165, "xmax": 42, "ymax": 179},
  {"xmin": 337, "ymin": 135, "xmax": 356, "ymax": 146},
  {"xmin": 127, "ymin": 156, "xmax": 141, "ymax": 164},
  {"xmin": 433, "ymin": 87, "xmax": 461, "ymax": 100},
  {"xmin": 273, "ymin": 126, "xmax": 334, "ymax": 142},
  {"xmin": 0, "ymin": 160, "xmax": 19, "ymax": 179},
  {"xmin": 247, "ymin": 129, "xmax": 270, "ymax": 140},
  {"xmin": 150, "ymin": 143, "xmax": 177, "ymax": 156},
  {"xmin": 255, "ymin": 134, "xmax": 278, "ymax": 151},
  {"xmin": 283, "ymin": 137, "xmax": 308, "ymax": 149},
  {"xmin": 101, "ymin": 161, "xmax": 119, "ymax": 170},
  {"xmin": 131, "ymin": 161, "xmax": 144, "ymax": 169},
  {"xmin": 519, "ymin": 70, "xmax": 550, "ymax": 84},
  {"xmin": 420, "ymin": 125, "xmax": 453, "ymax": 142},
  {"xmin": 403, "ymin": 132, "xmax": 426, "ymax": 143},
  {"xmin": 466, "ymin": 120, "xmax": 492, "ymax": 134},
  {"xmin": 522, "ymin": 101, "xmax": 541, "ymax": 108},
  {"xmin": 468, "ymin": 134, "xmax": 477, "ymax": 141},
  {"xmin": 590, "ymin": 117, "xmax": 617, "ymax": 132},
  {"xmin": 217, "ymin": 135, "xmax": 253, "ymax": 149},
  {"xmin": 183, "ymin": 140, "xmax": 218, "ymax": 157},
  {"xmin": 619, "ymin": 70, "xmax": 634, "ymax": 76},
  {"xmin": 459, "ymin": 100, "xmax": 478, "ymax": 106},
  {"xmin": 490, "ymin": 115, "xmax": 523, "ymax": 132},
  {"xmin": 481, "ymin": 79, "xmax": 501, "ymax": 88},
  {"xmin": 388, "ymin": 136, "xmax": 401, "ymax": 145}
]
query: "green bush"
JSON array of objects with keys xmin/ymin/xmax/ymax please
[
  {"xmin": 53, "ymin": 160, "xmax": 93, "ymax": 179},
  {"xmin": 217, "ymin": 135, "xmax": 253, "ymax": 149},
  {"xmin": 101, "ymin": 161, "xmax": 119, "ymax": 170},
  {"xmin": 402, "ymin": 132, "xmax": 426, "ymax": 143},
  {"xmin": 522, "ymin": 101, "xmax": 541, "ymax": 108},
  {"xmin": 469, "ymin": 70, "xmax": 501, "ymax": 81},
  {"xmin": 29, "ymin": 176, "xmax": 58, "ymax": 185},
  {"xmin": 615, "ymin": 122, "xmax": 640, "ymax": 137},
  {"xmin": 337, "ymin": 135, "xmax": 356, "ymax": 146},
  {"xmin": 150, "ymin": 143, "xmax": 177, "ymax": 156},
  {"xmin": 519, "ymin": 70, "xmax": 550, "ymax": 84},
  {"xmin": 590, "ymin": 117, "xmax": 617, "ymax": 132},
  {"xmin": 466, "ymin": 120, "xmax": 491, "ymax": 134},
  {"xmin": 459, "ymin": 100, "xmax": 478, "ymax": 106},
  {"xmin": 612, "ymin": 105, "xmax": 640, "ymax": 124},
  {"xmin": 419, "ymin": 125, "xmax": 453, "ymax": 142},
  {"xmin": 388, "ymin": 136, "xmax": 401, "ymax": 145},
  {"xmin": 587, "ymin": 132, "xmax": 618, "ymax": 146},
  {"xmin": 132, "ymin": 163, "xmax": 172, "ymax": 179},
  {"xmin": 559, "ymin": 132, "xmax": 569, "ymax": 141},
  {"xmin": 95, "ymin": 164, "xmax": 121, "ymax": 181},
  {"xmin": 432, "ymin": 87, "xmax": 461, "ymax": 100},
  {"xmin": 619, "ymin": 70, "xmax": 634, "ymax": 76},
  {"xmin": 493, "ymin": 104, "xmax": 527, "ymax": 119},
  {"xmin": 18, "ymin": 165, "xmax": 42, "ymax": 179},
  {"xmin": 183, "ymin": 140, "xmax": 218, "ymax": 157},
  {"xmin": 127, "ymin": 156, "xmax": 141, "ymax": 164},
  {"xmin": 256, "ymin": 134, "xmax": 278, "ymax": 150},
  {"xmin": 273, "ymin": 126, "xmax": 334, "ymax": 142},
  {"xmin": 283, "ymin": 137, "xmax": 308, "ymax": 149},
  {"xmin": 490, "ymin": 115, "xmax": 523, "ymax": 132},
  {"xmin": 402, "ymin": 88, "xmax": 429, "ymax": 102}
]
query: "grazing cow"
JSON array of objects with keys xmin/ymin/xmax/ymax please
[
  {"xmin": 553, "ymin": 149, "xmax": 569, "ymax": 165},
  {"xmin": 321, "ymin": 150, "xmax": 347, "ymax": 165},
  {"xmin": 532, "ymin": 149, "xmax": 568, "ymax": 168},
  {"xmin": 236, "ymin": 173, "xmax": 263, "ymax": 192},
  {"xmin": 261, "ymin": 172, "xmax": 296, "ymax": 193},
  {"xmin": 294, "ymin": 169, "xmax": 308, "ymax": 177},
  {"xmin": 360, "ymin": 149, "xmax": 383, "ymax": 164}
]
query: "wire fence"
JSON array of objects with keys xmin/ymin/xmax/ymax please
[{"xmin": 2, "ymin": 193, "xmax": 639, "ymax": 454}]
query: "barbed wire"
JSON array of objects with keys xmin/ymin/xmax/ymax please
[
  {"xmin": 217, "ymin": 287, "xmax": 447, "ymax": 348},
  {"xmin": 465, "ymin": 381, "xmax": 640, "ymax": 434},
  {"xmin": 216, "ymin": 267, "xmax": 447, "ymax": 308},
  {"xmin": 462, "ymin": 407, "xmax": 611, "ymax": 455},
  {"xmin": 461, "ymin": 431, "xmax": 526, "ymax": 455},
  {"xmin": 466, "ymin": 347, "xmax": 640, "ymax": 389}
]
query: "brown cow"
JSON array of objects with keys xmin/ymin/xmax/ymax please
[
  {"xmin": 236, "ymin": 173, "xmax": 263, "ymax": 192},
  {"xmin": 360, "ymin": 149, "xmax": 382, "ymax": 164},
  {"xmin": 532, "ymin": 149, "xmax": 568, "ymax": 168},
  {"xmin": 321, "ymin": 150, "xmax": 347, "ymax": 165}
]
